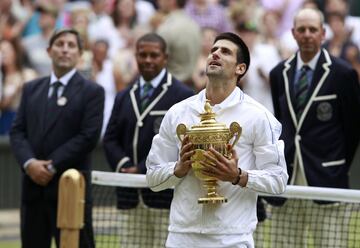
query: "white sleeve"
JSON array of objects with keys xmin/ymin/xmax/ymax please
[
  {"xmin": 146, "ymin": 110, "xmax": 183, "ymax": 192},
  {"xmin": 245, "ymin": 112, "xmax": 289, "ymax": 194}
]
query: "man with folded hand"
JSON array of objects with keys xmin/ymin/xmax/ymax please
[{"xmin": 103, "ymin": 32, "xmax": 193, "ymax": 247}]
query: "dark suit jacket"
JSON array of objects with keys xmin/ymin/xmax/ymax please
[
  {"xmin": 270, "ymin": 49, "xmax": 360, "ymax": 189},
  {"xmin": 10, "ymin": 72, "xmax": 104, "ymax": 203},
  {"xmin": 103, "ymin": 71, "xmax": 193, "ymax": 209}
]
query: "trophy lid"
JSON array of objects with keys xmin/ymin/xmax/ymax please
[
  {"xmin": 190, "ymin": 100, "xmax": 228, "ymax": 133},
  {"xmin": 176, "ymin": 99, "xmax": 241, "ymax": 148}
]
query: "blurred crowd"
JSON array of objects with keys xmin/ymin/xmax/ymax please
[{"xmin": 1, "ymin": 0, "xmax": 359, "ymax": 135}]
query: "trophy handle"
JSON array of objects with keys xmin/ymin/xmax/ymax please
[
  {"xmin": 176, "ymin": 123, "xmax": 187, "ymax": 142},
  {"xmin": 229, "ymin": 122, "xmax": 242, "ymax": 148}
]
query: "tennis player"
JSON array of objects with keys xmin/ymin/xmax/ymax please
[{"xmin": 146, "ymin": 32, "xmax": 288, "ymax": 247}]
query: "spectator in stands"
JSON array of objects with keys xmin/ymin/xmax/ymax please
[
  {"xmin": 0, "ymin": 0, "xmax": 25, "ymax": 41},
  {"xmin": 91, "ymin": 0, "xmax": 154, "ymax": 56},
  {"xmin": 146, "ymin": 32, "xmax": 288, "ymax": 247},
  {"xmin": 110, "ymin": 0, "xmax": 154, "ymax": 91},
  {"xmin": 227, "ymin": 0, "xmax": 264, "ymax": 33},
  {"xmin": 323, "ymin": 11, "xmax": 358, "ymax": 63},
  {"xmin": 260, "ymin": 0, "xmax": 304, "ymax": 38},
  {"xmin": 111, "ymin": 0, "xmax": 155, "ymax": 36},
  {"xmin": 185, "ymin": 0, "xmax": 232, "ymax": 33},
  {"xmin": 10, "ymin": 28, "xmax": 104, "ymax": 248},
  {"xmin": 234, "ymin": 18, "xmax": 281, "ymax": 113},
  {"xmin": 91, "ymin": 39, "xmax": 116, "ymax": 138},
  {"xmin": 21, "ymin": 0, "xmax": 64, "ymax": 38},
  {"xmin": 22, "ymin": 3, "xmax": 58, "ymax": 76},
  {"xmin": 110, "ymin": 0, "xmax": 142, "ymax": 50},
  {"xmin": 103, "ymin": 33, "xmax": 193, "ymax": 247},
  {"xmin": 149, "ymin": 5, "xmax": 167, "ymax": 30},
  {"xmin": 324, "ymin": 0, "xmax": 360, "ymax": 50},
  {"xmin": 0, "ymin": 39, "xmax": 37, "ymax": 135},
  {"xmin": 258, "ymin": 9, "xmax": 291, "ymax": 59},
  {"xmin": 87, "ymin": 0, "xmax": 119, "ymax": 56},
  {"xmin": 269, "ymin": 8, "xmax": 360, "ymax": 247},
  {"xmin": 69, "ymin": 6, "xmax": 92, "ymax": 51},
  {"xmin": 344, "ymin": 43, "xmax": 360, "ymax": 81},
  {"xmin": 69, "ymin": 5, "xmax": 94, "ymax": 79},
  {"xmin": 156, "ymin": 0, "xmax": 201, "ymax": 87}
]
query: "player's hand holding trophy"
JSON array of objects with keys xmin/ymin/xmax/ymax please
[{"xmin": 176, "ymin": 100, "xmax": 242, "ymax": 204}]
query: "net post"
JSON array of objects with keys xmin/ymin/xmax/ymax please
[{"xmin": 57, "ymin": 169, "xmax": 85, "ymax": 248}]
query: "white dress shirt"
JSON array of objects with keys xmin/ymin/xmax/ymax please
[{"xmin": 48, "ymin": 68, "xmax": 76, "ymax": 97}]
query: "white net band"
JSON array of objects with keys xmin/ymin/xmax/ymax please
[
  {"xmin": 92, "ymin": 170, "xmax": 360, "ymax": 203},
  {"xmin": 91, "ymin": 170, "xmax": 360, "ymax": 248}
]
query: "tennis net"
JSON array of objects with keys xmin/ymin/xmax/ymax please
[{"xmin": 91, "ymin": 170, "xmax": 360, "ymax": 248}]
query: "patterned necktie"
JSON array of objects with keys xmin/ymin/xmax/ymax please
[
  {"xmin": 295, "ymin": 65, "xmax": 310, "ymax": 119},
  {"xmin": 140, "ymin": 83, "xmax": 153, "ymax": 112}
]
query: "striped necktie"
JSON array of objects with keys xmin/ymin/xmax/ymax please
[
  {"xmin": 140, "ymin": 83, "xmax": 153, "ymax": 112},
  {"xmin": 295, "ymin": 65, "xmax": 310, "ymax": 119}
]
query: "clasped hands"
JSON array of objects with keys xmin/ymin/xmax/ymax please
[{"xmin": 26, "ymin": 159, "xmax": 54, "ymax": 186}]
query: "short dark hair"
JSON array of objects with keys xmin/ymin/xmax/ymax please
[
  {"xmin": 214, "ymin": 32, "xmax": 250, "ymax": 78},
  {"xmin": 326, "ymin": 11, "xmax": 346, "ymax": 23},
  {"xmin": 176, "ymin": 0, "xmax": 187, "ymax": 8},
  {"xmin": 48, "ymin": 28, "xmax": 83, "ymax": 51},
  {"xmin": 136, "ymin": 33, "xmax": 167, "ymax": 53}
]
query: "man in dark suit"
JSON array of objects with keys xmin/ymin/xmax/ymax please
[
  {"xmin": 269, "ymin": 8, "xmax": 360, "ymax": 247},
  {"xmin": 103, "ymin": 33, "xmax": 193, "ymax": 247},
  {"xmin": 10, "ymin": 28, "xmax": 104, "ymax": 248}
]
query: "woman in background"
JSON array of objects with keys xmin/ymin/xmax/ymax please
[{"xmin": 0, "ymin": 38, "xmax": 37, "ymax": 135}]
